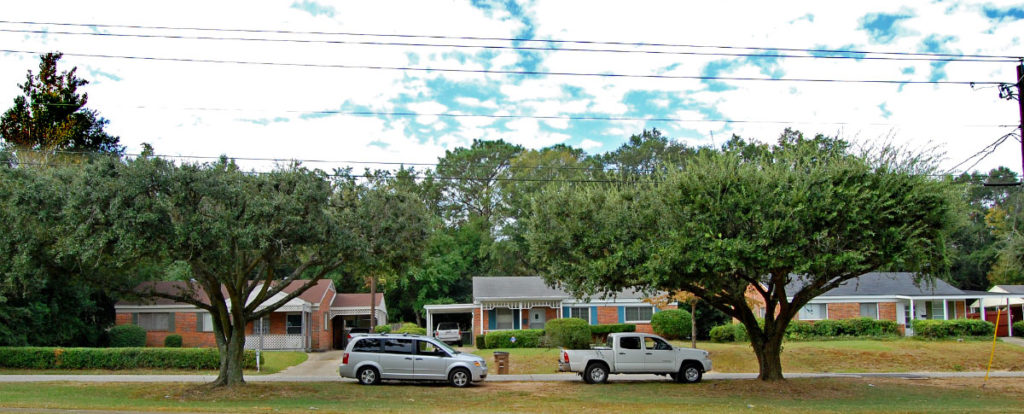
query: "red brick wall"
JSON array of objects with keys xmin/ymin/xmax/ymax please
[
  {"xmin": 879, "ymin": 302, "xmax": 897, "ymax": 321},
  {"xmin": 115, "ymin": 312, "xmax": 218, "ymax": 347},
  {"xmin": 827, "ymin": 303, "xmax": 860, "ymax": 320},
  {"xmin": 597, "ymin": 306, "xmax": 618, "ymax": 324},
  {"xmin": 520, "ymin": 309, "xmax": 530, "ymax": 329},
  {"xmin": 546, "ymin": 307, "xmax": 558, "ymax": 322},
  {"xmin": 472, "ymin": 308, "xmax": 483, "ymax": 341},
  {"xmin": 635, "ymin": 323, "xmax": 654, "ymax": 334}
]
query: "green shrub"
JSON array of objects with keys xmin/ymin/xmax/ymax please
[
  {"xmin": 395, "ymin": 322, "xmax": 426, "ymax": 335},
  {"xmin": 475, "ymin": 334, "xmax": 488, "ymax": 349},
  {"xmin": 485, "ymin": 329, "xmax": 544, "ymax": 348},
  {"xmin": 785, "ymin": 320, "xmax": 816, "ymax": 339},
  {"xmin": 545, "ymin": 318, "xmax": 591, "ymax": 349},
  {"xmin": 0, "ymin": 347, "xmax": 262, "ymax": 369},
  {"xmin": 709, "ymin": 324, "xmax": 735, "ymax": 343},
  {"xmin": 588, "ymin": 324, "xmax": 636, "ymax": 335},
  {"xmin": 838, "ymin": 318, "xmax": 899, "ymax": 336},
  {"xmin": 651, "ymin": 309, "xmax": 693, "ymax": 340},
  {"xmin": 913, "ymin": 319, "xmax": 994, "ymax": 338},
  {"xmin": 733, "ymin": 322, "xmax": 750, "ymax": 342},
  {"xmin": 109, "ymin": 325, "xmax": 147, "ymax": 348},
  {"xmin": 1014, "ymin": 321, "xmax": 1024, "ymax": 337},
  {"xmin": 163, "ymin": 335, "xmax": 183, "ymax": 348},
  {"xmin": 374, "ymin": 325, "xmax": 391, "ymax": 333},
  {"xmin": 811, "ymin": 319, "xmax": 841, "ymax": 337}
]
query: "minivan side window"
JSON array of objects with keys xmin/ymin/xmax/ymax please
[
  {"xmin": 383, "ymin": 338, "xmax": 414, "ymax": 355},
  {"xmin": 417, "ymin": 340, "xmax": 448, "ymax": 357},
  {"xmin": 352, "ymin": 338, "xmax": 381, "ymax": 353}
]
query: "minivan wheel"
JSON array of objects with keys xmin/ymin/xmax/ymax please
[
  {"xmin": 449, "ymin": 367, "xmax": 471, "ymax": 387},
  {"xmin": 357, "ymin": 366, "xmax": 380, "ymax": 385}
]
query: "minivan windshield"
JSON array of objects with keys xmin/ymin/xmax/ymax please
[{"xmin": 434, "ymin": 339, "xmax": 459, "ymax": 354}]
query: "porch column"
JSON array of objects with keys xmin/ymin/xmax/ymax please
[
  {"xmin": 908, "ymin": 300, "xmax": 915, "ymax": 336},
  {"xmin": 479, "ymin": 304, "xmax": 484, "ymax": 336},
  {"xmin": 980, "ymin": 299, "xmax": 985, "ymax": 321},
  {"xmin": 1009, "ymin": 298, "xmax": 1014, "ymax": 337},
  {"xmin": 427, "ymin": 310, "xmax": 433, "ymax": 337},
  {"xmin": 942, "ymin": 300, "xmax": 949, "ymax": 320}
]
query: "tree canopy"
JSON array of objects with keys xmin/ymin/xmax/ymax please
[
  {"xmin": 527, "ymin": 132, "xmax": 961, "ymax": 380},
  {"xmin": 0, "ymin": 52, "xmax": 122, "ymax": 156}
]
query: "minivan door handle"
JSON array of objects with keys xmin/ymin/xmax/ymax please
[
  {"xmin": 415, "ymin": 358, "xmax": 423, "ymax": 361},
  {"xmin": 404, "ymin": 357, "xmax": 413, "ymax": 360}
]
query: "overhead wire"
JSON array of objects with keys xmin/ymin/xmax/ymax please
[
  {"xmin": 0, "ymin": 49, "xmax": 1001, "ymax": 86},
  {"xmin": 1, "ymin": 20, "xmax": 1018, "ymax": 60},
  {"xmin": 0, "ymin": 27, "xmax": 1014, "ymax": 63}
]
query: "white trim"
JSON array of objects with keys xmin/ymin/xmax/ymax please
[
  {"xmin": 798, "ymin": 303, "xmax": 828, "ymax": 321},
  {"xmin": 623, "ymin": 305, "xmax": 654, "ymax": 324},
  {"xmin": 115, "ymin": 305, "xmax": 198, "ymax": 312}
]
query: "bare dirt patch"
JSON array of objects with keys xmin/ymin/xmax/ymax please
[{"xmin": 866, "ymin": 377, "xmax": 1024, "ymax": 393}]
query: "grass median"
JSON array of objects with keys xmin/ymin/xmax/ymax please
[
  {"xmin": 472, "ymin": 339, "xmax": 1024, "ymax": 374},
  {"xmin": 0, "ymin": 378, "xmax": 1021, "ymax": 413}
]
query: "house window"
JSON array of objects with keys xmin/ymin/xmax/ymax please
[
  {"xmin": 624, "ymin": 306, "xmax": 654, "ymax": 322},
  {"xmin": 930, "ymin": 301, "xmax": 946, "ymax": 320},
  {"xmin": 199, "ymin": 313, "xmax": 214, "ymax": 332},
  {"xmin": 569, "ymin": 307, "xmax": 590, "ymax": 323},
  {"xmin": 286, "ymin": 314, "xmax": 303, "ymax": 335},
  {"xmin": 495, "ymin": 308, "xmax": 514, "ymax": 330},
  {"xmin": 137, "ymin": 313, "xmax": 170, "ymax": 331},
  {"xmin": 798, "ymin": 304, "xmax": 826, "ymax": 320},
  {"xmin": 860, "ymin": 303, "xmax": 878, "ymax": 319},
  {"xmin": 254, "ymin": 317, "xmax": 271, "ymax": 334}
]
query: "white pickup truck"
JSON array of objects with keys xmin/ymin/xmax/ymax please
[{"xmin": 558, "ymin": 332, "xmax": 712, "ymax": 384}]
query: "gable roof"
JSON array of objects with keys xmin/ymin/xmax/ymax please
[
  {"xmin": 787, "ymin": 272, "xmax": 964, "ymax": 297},
  {"xmin": 117, "ymin": 279, "xmax": 335, "ymax": 307},
  {"xmin": 993, "ymin": 285, "xmax": 1024, "ymax": 294},
  {"xmin": 472, "ymin": 276, "xmax": 653, "ymax": 301},
  {"xmin": 331, "ymin": 293, "xmax": 385, "ymax": 308}
]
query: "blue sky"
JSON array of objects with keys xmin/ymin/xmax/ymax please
[{"xmin": 1, "ymin": 0, "xmax": 1023, "ymax": 174}]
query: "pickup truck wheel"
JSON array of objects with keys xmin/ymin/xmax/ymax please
[
  {"xmin": 584, "ymin": 363, "xmax": 609, "ymax": 384},
  {"xmin": 449, "ymin": 367, "xmax": 471, "ymax": 388},
  {"xmin": 678, "ymin": 362, "xmax": 702, "ymax": 384}
]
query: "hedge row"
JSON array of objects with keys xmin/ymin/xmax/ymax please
[
  {"xmin": 394, "ymin": 323, "xmax": 426, "ymax": 335},
  {"xmin": 545, "ymin": 318, "xmax": 590, "ymax": 349},
  {"xmin": 484, "ymin": 329, "xmax": 544, "ymax": 348},
  {"xmin": 588, "ymin": 324, "xmax": 637, "ymax": 335},
  {"xmin": 710, "ymin": 318, "xmax": 901, "ymax": 342},
  {"xmin": 0, "ymin": 347, "xmax": 262, "ymax": 370},
  {"xmin": 912, "ymin": 319, "xmax": 994, "ymax": 338},
  {"xmin": 1015, "ymin": 321, "xmax": 1024, "ymax": 337}
]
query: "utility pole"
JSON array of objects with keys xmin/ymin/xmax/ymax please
[{"xmin": 1017, "ymin": 62, "xmax": 1024, "ymax": 177}]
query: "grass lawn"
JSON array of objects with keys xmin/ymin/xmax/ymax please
[
  {"xmin": 473, "ymin": 339, "xmax": 1024, "ymax": 374},
  {"xmin": 0, "ymin": 351, "xmax": 308, "ymax": 376},
  {"xmin": 0, "ymin": 378, "xmax": 1021, "ymax": 413}
]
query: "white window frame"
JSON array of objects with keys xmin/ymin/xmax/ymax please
[
  {"xmin": 798, "ymin": 303, "xmax": 827, "ymax": 321},
  {"xmin": 324, "ymin": 313, "xmax": 330, "ymax": 331},
  {"xmin": 199, "ymin": 313, "xmax": 214, "ymax": 332},
  {"xmin": 495, "ymin": 308, "xmax": 514, "ymax": 330},
  {"xmin": 254, "ymin": 317, "xmax": 271, "ymax": 334},
  {"xmin": 859, "ymin": 303, "xmax": 879, "ymax": 320},
  {"xmin": 624, "ymin": 306, "xmax": 654, "ymax": 323},
  {"xmin": 137, "ymin": 313, "xmax": 170, "ymax": 331},
  {"xmin": 569, "ymin": 307, "xmax": 590, "ymax": 323},
  {"xmin": 286, "ymin": 313, "xmax": 303, "ymax": 335}
]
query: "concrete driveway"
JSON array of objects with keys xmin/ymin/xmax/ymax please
[{"xmin": 273, "ymin": 350, "xmax": 344, "ymax": 377}]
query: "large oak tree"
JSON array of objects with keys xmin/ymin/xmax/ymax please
[{"xmin": 527, "ymin": 132, "xmax": 960, "ymax": 380}]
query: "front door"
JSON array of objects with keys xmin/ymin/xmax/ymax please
[{"xmin": 530, "ymin": 308, "xmax": 547, "ymax": 330}]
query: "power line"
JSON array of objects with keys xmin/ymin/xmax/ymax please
[
  {"xmin": 0, "ymin": 49, "xmax": 1001, "ymax": 86},
  {"xmin": 945, "ymin": 129, "xmax": 1021, "ymax": 174},
  {"xmin": 34, "ymin": 102, "xmax": 1015, "ymax": 128},
  {"xmin": 0, "ymin": 27, "xmax": 1014, "ymax": 64},
  {"xmin": 3, "ymin": 20, "xmax": 1019, "ymax": 61}
]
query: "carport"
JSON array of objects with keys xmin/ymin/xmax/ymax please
[{"xmin": 424, "ymin": 303, "xmax": 477, "ymax": 341}]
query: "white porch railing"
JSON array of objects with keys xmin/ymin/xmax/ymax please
[{"xmin": 244, "ymin": 334, "xmax": 306, "ymax": 350}]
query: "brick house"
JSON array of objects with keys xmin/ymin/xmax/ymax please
[
  {"xmin": 743, "ymin": 272, "xmax": 1021, "ymax": 336},
  {"xmin": 425, "ymin": 276, "xmax": 674, "ymax": 345},
  {"xmin": 114, "ymin": 279, "xmax": 386, "ymax": 350}
]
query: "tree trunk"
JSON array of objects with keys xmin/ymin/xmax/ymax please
[
  {"xmin": 369, "ymin": 276, "xmax": 377, "ymax": 330},
  {"xmin": 750, "ymin": 332, "xmax": 785, "ymax": 381},
  {"xmin": 210, "ymin": 318, "xmax": 248, "ymax": 387},
  {"xmin": 691, "ymin": 301, "xmax": 697, "ymax": 349}
]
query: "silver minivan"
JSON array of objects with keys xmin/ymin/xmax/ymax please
[{"xmin": 338, "ymin": 333, "xmax": 487, "ymax": 387}]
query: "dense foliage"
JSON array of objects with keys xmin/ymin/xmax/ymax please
[
  {"xmin": 650, "ymin": 309, "xmax": 693, "ymax": 340},
  {"xmin": 711, "ymin": 318, "xmax": 900, "ymax": 342},
  {"xmin": 0, "ymin": 347, "xmax": 260, "ymax": 369},
  {"xmin": 107, "ymin": 325, "xmax": 146, "ymax": 348},
  {"xmin": 484, "ymin": 329, "xmax": 544, "ymax": 348},
  {"xmin": 527, "ymin": 130, "xmax": 961, "ymax": 380},
  {"xmin": 912, "ymin": 319, "xmax": 994, "ymax": 338},
  {"xmin": 163, "ymin": 335, "xmax": 183, "ymax": 348},
  {"xmin": 544, "ymin": 318, "xmax": 591, "ymax": 349},
  {"xmin": 394, "ymin": 322, "xmax": 426, "ymax": 335}
]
